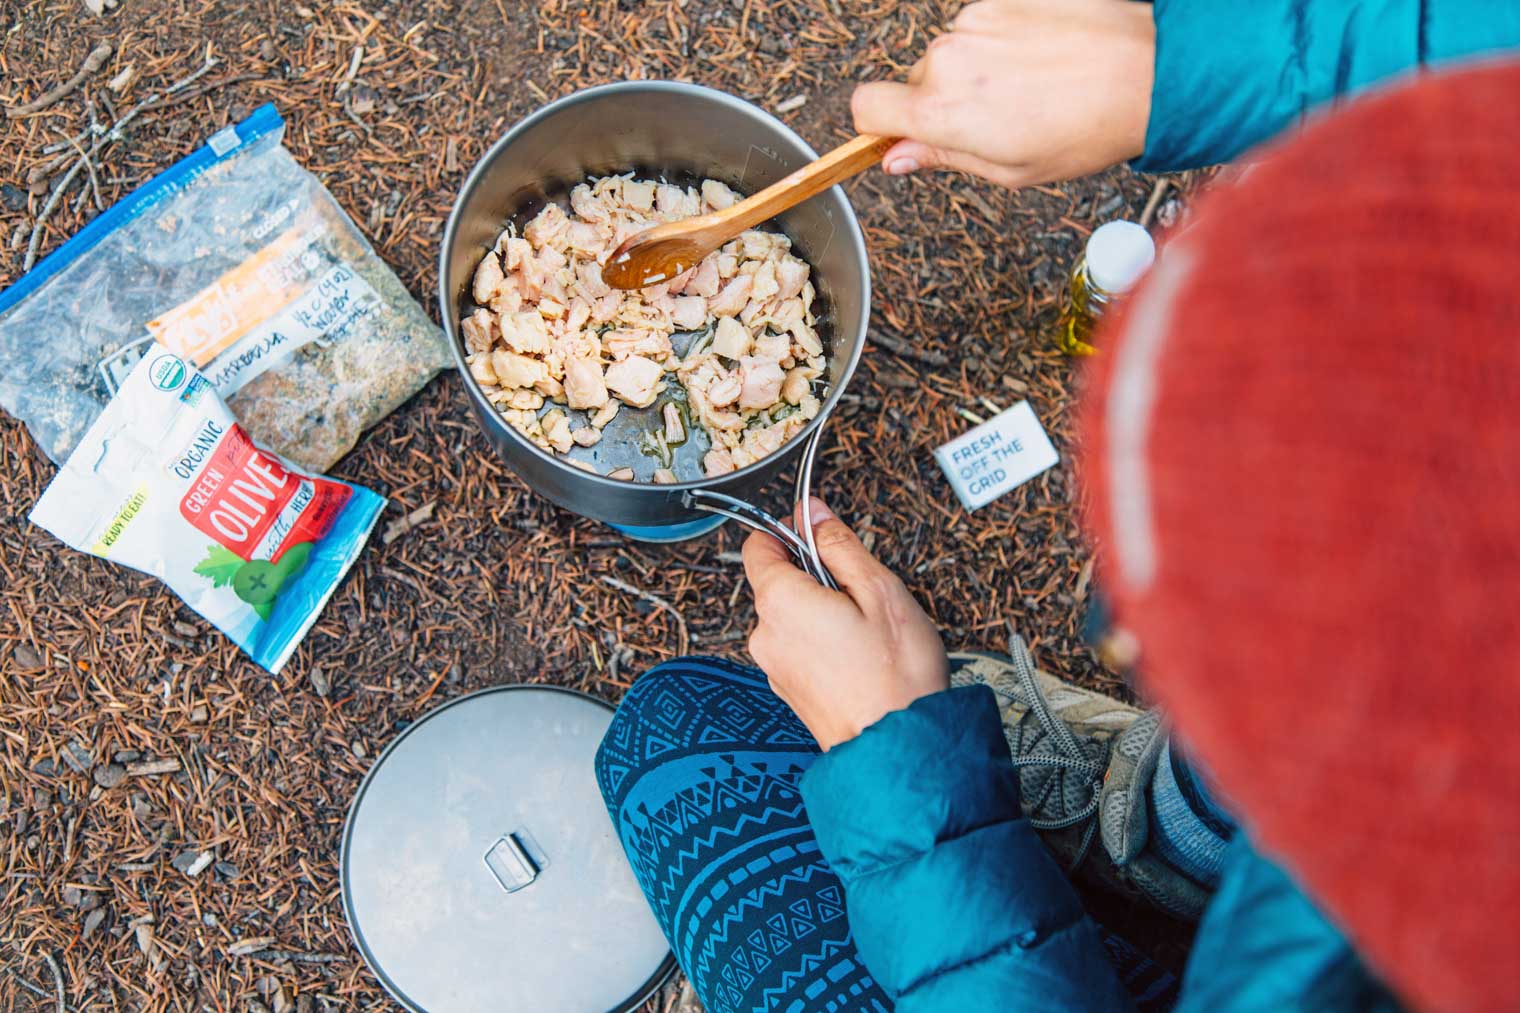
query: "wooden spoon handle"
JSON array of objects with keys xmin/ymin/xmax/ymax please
[{"xmin": 719, "ymin": 134, "xmax": 898, "ymax": 234}]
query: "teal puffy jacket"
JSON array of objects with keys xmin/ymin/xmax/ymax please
[
  {"xmin": 1135, "ymin": 0, "xmax": 1520, "ymax": 172},
  {"xmin": 797, "ymin": 7, "xmax": 1520, "ymax": 1009},
  {"xmin": 803, "ymin": 689, "xmax": 1394, "ymax": 1011}
]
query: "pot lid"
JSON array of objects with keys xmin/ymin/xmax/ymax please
[{"xmin": 341, "ymin": 686, "xmax": 674, "ymax": 1011}]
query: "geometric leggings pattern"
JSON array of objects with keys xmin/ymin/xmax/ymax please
[{"xmin": 594, "ymin": 656, "xmax": 1177, "ymax": 1013}]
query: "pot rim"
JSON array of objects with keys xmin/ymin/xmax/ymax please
[{"xmin": 437, "ymin": 79, "xmax": 870, "ymax": 495}]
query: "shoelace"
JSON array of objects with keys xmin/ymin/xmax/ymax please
[{"xmin": 1005, "ymin": 635, "xmax": 1107, "ymax": 870}]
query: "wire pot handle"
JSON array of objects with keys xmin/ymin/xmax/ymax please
[{"xmin": 684, "ymin": 425, "xmax": 837, "ymax": 590}]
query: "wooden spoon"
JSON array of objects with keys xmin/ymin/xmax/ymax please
[{"xmin": 601, "ymin": 134, "xmax": 897, "ymax": 290}]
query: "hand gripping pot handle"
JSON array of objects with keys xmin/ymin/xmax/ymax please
[{"xmin": 684, "ymin": 424, "xmax": 839, "ymax": 590}]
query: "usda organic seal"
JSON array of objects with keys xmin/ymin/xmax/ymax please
[{"xmin": 148, "ymin": 353, "xmax": 187, "ymax": 392}]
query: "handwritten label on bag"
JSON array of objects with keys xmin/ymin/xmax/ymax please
[{"xmin": 933, "ymin": 401, "xmax": 1059, "ymax": 511}]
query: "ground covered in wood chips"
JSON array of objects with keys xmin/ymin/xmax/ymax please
[{"xmin": 1, "ymin": 1, "xmax": 1201, "ymax": 1009}]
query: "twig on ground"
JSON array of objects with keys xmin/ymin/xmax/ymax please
[
  {"xmin": 6, "ymin": 43, "xmax": 112, "ymax": 118},
  {"xmin": 245, "ymin": 950, "xmax": 347, "ymax": 964},
  {"xmin": 1138, "ymin": 177, "xmax": 1171, "ymax": 229},
  {"xmin": 66, "ymin": 135, "xmax": 103, "ymax": 213},
  {"xmin": 383, "ymin": 501, "xmax": 436, "ymax": 545},
  {"xmin": 43, "ymin": 952, "xmax": 65, "ymax": 1013},
  {"xmin": 23, "ymin": 156, "xmax": 89, "ymax": 271},
  {"xmin": 601, "ymin": 576, "xmax": 689, "ymax": 655},
  {"xmin": 337, "ymin": 44, "xmax": 365, "ymax": 94},
  {"xmin": 869, "ymin": 329, "xmax": 949, "ymax": 367}
]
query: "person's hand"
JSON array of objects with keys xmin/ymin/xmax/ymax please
[
  {"xmin": 743, "ymin": 497, "xmax": 949, "ymax": 750},
  {"xmin": 852, "ymin": 0, "xmax": 1155, "ymax": 189}
]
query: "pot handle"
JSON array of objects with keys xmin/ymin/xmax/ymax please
[{"xmin": 684, "ymin": 425, "xmax": 838, "ymax": 590}]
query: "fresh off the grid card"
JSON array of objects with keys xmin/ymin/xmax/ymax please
[{"xmin": 934, "ymin": 401, "xmax": 1060, "ymax": 511}]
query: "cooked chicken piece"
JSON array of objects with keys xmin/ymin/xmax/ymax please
[
  {"xmin": 489, "ymin": 277, "xmax": 524, "ymax": 317},
  {"xmin": 542, "ymin": 409, "xmax": 574, "ymax": 453},
  {"xmin": 500, "ymin": 311, "xmax": 551, "ymax": 355},
  {"xmin": 753, "ymin": 332, "xmax": 790, "ymax": 363},
  {"xmin": 738, "ymin": 356, "xmax": 786, "ymax": 409},
  {"xmin": 740, "ymin": 230, "xmax": 782, "ymax": 260},
  {"xmin": 717, "ymin": 252, "xmax": 740, "ymax": 279},
  {"xmin": 703, "ymin": 447, "xmax": 737, "ymax": 477},
  {"xmin": 683, "ymin": 258, "xmax": 721, "ymax": 298},
  {"xmin": 567, "ymin": 458, "xmax": 598, "ymax": 473},
  {"xmin": 744, "ymin": 422, "xmax": 788, "ymax": 458},
  {"xmin": 789, "ymin": 319, "xmax": 823, "ymax": 357},
  {"xmin": 751, "ymin": 260, "xmax": 780, "ymax": 304},
  {"xmin": 671, "ymin": 296, "xmax": 707, "ymax": 330},
  {"xmin": 515, "ymin": 253, "xmax": 546, "ymax": 301},
  {"xmin": 539, "ymin": 297, "xmax": 566, "ymax": 320},
  {"xmin": 571, "ymin": 183, "xmax": 610, "ymax": 224},
  {"xmin": 473, "ymin": 252, "xmax": 506, "ymax": 304},
  {"xmin": 503, "ymin": 237, "xmax": 532, "ymax": 271},
  {"xmin": 533, "ymin": 374, "xmax": 564, "ymax": 399},
  {"xmin": 566, "ymin": 222, "xmax": 603, "ymax": 257},
  {"xmin": 701, "ymin": 179, "xmax": 739, "ymax": 211},
  {"xmin": 524, "ymin": 203, "xmax": 570, "ymax": 247},
  {"xmin": 800, "ymin": 393, "xmax": 822, "ymax": 419},
  {"xmin": 647, "ymin": 291, "xmax": 677, "ymax": 319},
  {"xmin": 709, "ymin": 274, "xmax": 754, "ymax": 317},
  {"xmin": 653, "ymin": 468, "xmax": 679, "ymax": 484},
  {"xmin": 591, "ymin": 292, "xmax": 622, "ymax": 323},
  {"xmin": 590, "ymin": 399, "xmax": 621, "ymax": 429},
  {"xmin": 564, "ymin": 298, "xmax": 592, "ymax": 335},
  {"xmin": 604, "ymin": 329, "xmax": 673, "ymax": 362},
  {"xmin": 462, "ymin": 309, "xmax": 495, "ymax": 355},
  {"xmin": 563, "ymin": 356, "xmax": 609, "ymax": 410},
  {"xmin": 711, "ymin": 317, "xmax": 751, "ymax": 359},
  {"xmin": 576, "ymin": 259, "xmax": 612, "ymax": 298},
  {"xmin": 775, "ymin": 256, "xmax": 809, "ymax": 301},
  {"xmin": 663, "ymin": 403, "xmax": 686, "ymax": 444},
  {"xmin": 507, "ymin": 389, "xmax": 545, "ymax": 410},
  {"xmin": 572, "ymin": 425, "xmax": 603, "ymax": 447},
  {"xmin": 622, "ymin": 179, "xmax": 656, "ymax": 211},
  {"xmin": 467, "ymin": 353, "xmax": 498, "ymax": 385},
  {"xmin": 554, "ymin": 328, "xmax": 600, "ymax": 363},
  {"xmin": 604, "ymin": 355, "xmax": 664, "ymax": 407},
  {"xmin": 768, "ymin": 298, "xmax": 805, "ymax": 333},
  {"xmin": 607, "ymin": 467, "xmax": 636, "ymax": 481},
  {"xmin": 781, "ymin": 367, "xmax": 811, "ymax": 405},
  {"xmin": 492, "ymin": 350, "xmax": 549, "ymax": 389},
  {"xmin": 656, "ymin": 184, "xmax": 699, "ymax": 218},
  {"xmin": 707, "ymin": 370, "xmax": 742, "ymax": 407}
]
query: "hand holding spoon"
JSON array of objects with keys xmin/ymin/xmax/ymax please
[{"xmin": 601, "ymin": 134, "xmax": 897, "ymax": 290}]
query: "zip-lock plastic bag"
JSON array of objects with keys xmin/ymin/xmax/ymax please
[
  {"xmin": 30, "ymin": 344, "xmax": 384, "ymax": 673},
  {"xmin": 0, "ymin": 103, "xmax": 451, "ymax": 472}
]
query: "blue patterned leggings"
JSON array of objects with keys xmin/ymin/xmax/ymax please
[{"xmin": 594, "ymin": 657, "xmax": 1175, "ymax": 1013}]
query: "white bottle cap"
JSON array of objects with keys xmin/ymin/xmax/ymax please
[{"xmin": 1085, "ymin": 220, "xmax": 1156, "ymax": 295}]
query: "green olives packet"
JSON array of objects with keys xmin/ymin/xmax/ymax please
[{"xmin": 29, "ymin": 344, "xmax": 384, "ymax": 673}]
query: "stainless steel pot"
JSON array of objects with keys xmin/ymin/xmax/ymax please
[{"xmin": 438, "ymin": 81, "xmax": 869, "ymax": 530}]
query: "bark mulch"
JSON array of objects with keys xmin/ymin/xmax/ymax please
[{"xmin": 1, "ymin": 1, "xmax": 1198, "ymax": 1008}]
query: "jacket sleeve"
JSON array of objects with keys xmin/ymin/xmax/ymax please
[
  {"xmin": 1177, "ymin": 836, "xmax": 1400, "ymax": 1012},
  {"xmin": 799, "ymin": 686, "xmax": 1133, "ymax": 1012},
  {"xmin": 1136, "ymin": 0, "xmax": 1520, "ymax": 172}
]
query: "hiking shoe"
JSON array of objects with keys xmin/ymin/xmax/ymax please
[
  {"xmin": 1100, "ymin": 711, "xmax": 1212, "ymax": 921},
  {"xmin": 949, "ymin": 638, "xmax": 1210, "ymax": 921}
]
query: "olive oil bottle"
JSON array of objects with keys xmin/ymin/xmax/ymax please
[{"xmin": 1056, "ymin": 220, "xmax": 1156, "ymax": 356}]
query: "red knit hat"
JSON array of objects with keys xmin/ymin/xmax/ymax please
[{"xmin": 1082, "ymin": 62, "xmax": 1520, "ymax": 1011}]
